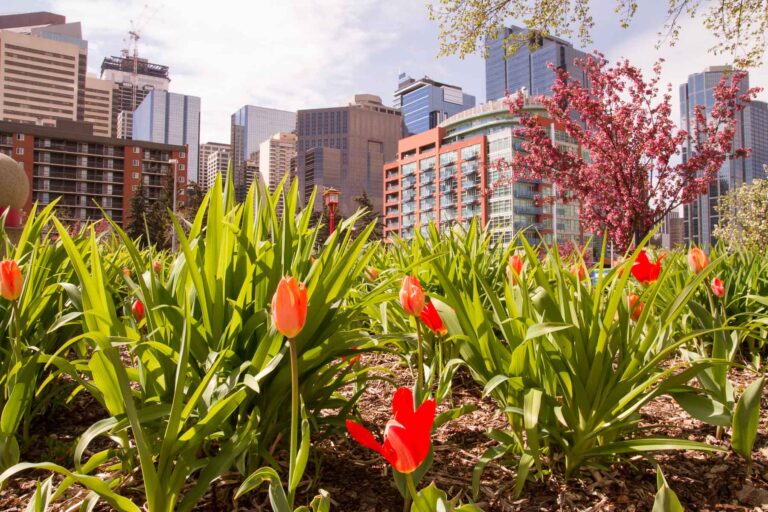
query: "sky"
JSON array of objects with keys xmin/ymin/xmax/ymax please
[{"xmin": 4, "ymin": 0, "xmax": 768, "ymax": 144}]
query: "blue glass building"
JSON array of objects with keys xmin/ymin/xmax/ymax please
[
  {"xmin": 485, "ymin": 26, "xmax": 589, "ymax": 101},
  {"xmin": 393, "ymin": 74, "xmax": 475, "ymax": 135},
  {"xmin": 680, "ymin": 66, "xmax": 768, "ymax": 246},
  {"xmin": 132, "ymin": 90, "xmax": 201, "ymax": 182}
]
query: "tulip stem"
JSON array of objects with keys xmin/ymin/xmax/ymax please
[
  {"xmin": 405, "ymin": 472, "xmax": 419, "ymax": 503},
  {"xmin": 9, "ymin": 300, "xmax": 21, "ymax": 368},
  {"xmin": 415, "ymin": 320, "xmax": 425, "ymax": 404},
  {"xmin": 288, "ymin": 337, "xmax": 300, "ymax": 506}
]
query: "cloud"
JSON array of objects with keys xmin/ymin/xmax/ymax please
[{"xmin": 46, "ymin": 0, "xmax": 426, "ymax": 142}]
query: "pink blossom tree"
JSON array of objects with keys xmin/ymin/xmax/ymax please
[{"xmin": 497, "ymin": 53, "xmax": 758, "ymax": 251}]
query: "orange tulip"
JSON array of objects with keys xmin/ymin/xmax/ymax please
[
  {"xmin": 132, "ymin": 299, "xmax": 145, "ymax": 322},
  {"xmin": 365, "ymin": 267, "xmax": 379, "ymax": 282},
  {"xmin": 0, "ymin": 260, "xmax": 23, "ymax": 301},
  {"xmin": 628, "ymin": 294, "xmax": 644, "ymax": 321},
  {"xmin": 399, "ymin": 275, "xmax": 425, "ymax": 317},
  {"xmin": 507, "ymin": 254, "xmax": 524, "ymax": 284},
  {"xmin": 687, "ymin": 247, "xmax": 709, "ymax": 274},
  {"xmin": 711, "ymin": 277, "xmax": 725, "ymax": 299},
  {"xmin": 569, "ymin": 262, "xmax": 586, "ymax": 281},
  {"xmin": 122, "ymin": 267, "xmax": 131, "ymax": 278},
  {"xmin": 271, "ymin": 276, "xmax": 308, "ymax": 338},
  {"xmin": 152, "ymin": 260, "xmax": 162, "ymax": 273}
]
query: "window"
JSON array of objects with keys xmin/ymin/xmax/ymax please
[
  {"xmin": 179, "ymin": 164, "xmax": 185, "ymax": 171},
  {"xmin": 15, "ymin": 134, "xmax": 24, "ymax": 141},
  {"xmin": 179, "ymin": 151, "xmax": 186, "ymax": 158},
  {"xmin": 133, "ymin": 147, "xmax": 141, "ymax": 153},
  {"xmin": 132, "ymin": 185, "xmax": 138, "ymax": 191},
  {"xmin": 132, "ymin": 172, "xmax": 139, "ymax": 179},
  {"xmin": 132, "ymin": 159, "xmax": 139, "ymax": 166},
  {"xmin": 15, "ymin": 147, "xmax": 24, "ymax": 155},
  {"xmin": 177, "ymin": 176, "xmax": 185, "ymax": 183}
]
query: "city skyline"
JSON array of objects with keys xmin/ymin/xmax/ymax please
[{"xmin": 5, "ymin": 0, "xmax": 767, "ymax": 146}]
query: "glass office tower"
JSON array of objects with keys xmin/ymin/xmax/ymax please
[{"xmin": 393, "ymin": 74, "xmax": 475, "ymax": 135}]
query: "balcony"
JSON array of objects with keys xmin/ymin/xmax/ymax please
[{"xmin": 514, "ymin": 205, "xmax": 543, "ymax": 216}]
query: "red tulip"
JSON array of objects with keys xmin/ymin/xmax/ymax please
[
  {"xmin": 346, "ymin": 387, "xmax": 436, "ymax": 474},
  {"xmin": 687, "ymin": 248, "xmax": 709, "ymax": 274},
  {"xmin": 569, "ymin": 262, "xmax": 586, "ymax": 281},
  {"xmin": 507, "ymin": 254, "xmax": 523, "ymax": 284},
  {"xmin": 0, "ymin": 260, "xmax": 23, "ymax": 301},
  {"xmin": 271, "ymin": 276, "xmax": 308, "ymax": 338},
  {"xmin": 711, "ymin": 277, "xmax": 725, "ymax": 298},
  {"xmin": 628, "ymin": 293, "xmax": 644, "ymax": 321},
  {"xmin": 341, "ymin": 346, "xmax": 361, "ymax": 365},
  {"xmin": 132, "ymin": 299, "xmax": 145, "ymax": 322},
  {"xmin": 399, "ymin": 275, "xmax": 425, "ymax": 317},
  {"xmin": 630, "ymin": 250, "xmax": 665, "ymax": 286},
  {"xmin": 152, "ymin": 260, "xmax": 162, "ymax": 273},
  {"xmin": 420, "ymin": 301, "xmax": 447, "ymax": 335}
]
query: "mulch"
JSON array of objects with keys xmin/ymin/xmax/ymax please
[{"xmin": 1, "ymin": 353, "xmax": 767, "ymax": 511}]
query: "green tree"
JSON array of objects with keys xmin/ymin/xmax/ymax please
[
  {"xmin": 145, "ymin": 178, "xmax": 176, "ymax": 249},
  {"xmin": 712, "ymin": 175, "xmax": 768, "ymax": 250},
  {"xmin": 182, "ymin": 181, "xmax": 206, "ymax": 223},
  {"xmin": 427, "ymin": 0, "xmax": 768, "ymax": 66},
  {"xmin": 126, "ymin": 183, "xmax": 149, "ymax": 243},
  {"xmin": 353, "ymin": 190, "xmax": 382, "ymax": 241}
]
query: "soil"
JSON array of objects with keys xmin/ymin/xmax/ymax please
[{"xmin": 1, "ymin": 354, "xmax": 767, "ymax": 512}]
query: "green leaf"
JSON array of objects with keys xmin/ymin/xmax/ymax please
[
  {"xmin": 652, "ymin": 467, "xmax": 683, "ymax": 512},
  {"xmin": 524, "ymin": 322, "xmax": 572, "ymax": 341},
  {"xmin": 672, "ymin": 391, "xmax": 732, "ymax": 427},
  {"xmin": 731, "ymin": 376, "xmax": 765, "ymax": 462}
]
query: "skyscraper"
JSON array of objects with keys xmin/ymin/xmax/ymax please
[
  {"xmin": 100, "ymin": 55, "xmax": 170, "ymax": 140},
  {"xmin": 230, "ymin": 105, "xmax": 296, "ymax": 201},
  {"xmin": 393, "ymin": 74, "xmax": 475, "ymax": 135},
  {"xmin": 132, "ymin": 90, "xmax": 201, "ymax": 182},
  {"xmin": 0, "ymin": 13, "xmax": 88, "ymax": 127},
  {"xmin": 680, "ymin": 66, "xmax": 768, "ymax": 246},
  {"xmin": 199, "ymin": 141, "xmax": 230, "ymax": 189},
  {"xmin": 204, "ymin": 148, "xmax": 231, "ymax": 191},
  {"xmin": 84, "ymin": 75, "xmax": 114, "ymax": 137},
  {"xmin": 259, "ymin": 133, "xmax": 297, "ymax": 193},
  {"xmin": 485, "ymin": 26, "xmax": 589, "ymax": 101},
  {"xmin": 297, "ymin": 94, "xmax": 402, "ymax": 215}
]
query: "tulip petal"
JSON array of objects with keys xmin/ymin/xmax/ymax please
[
  {"xmin": 392, "ymin": 387, "xmax": 415, "ymax": 424},
  {"xmin": 383, "ymin": 419, "xmax": 430, "ymax": 474},
  {"xmin": 346, "ymin": 420, "xmax": 384, "ymax": 455}
]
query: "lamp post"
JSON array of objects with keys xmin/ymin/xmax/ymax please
[
  {"xmin": 323, "ymin": 187, "xmax": 340, "ymax": 235},
  {"xmin": 168, "ymin": 158, "xmax": 178, "ymax": 251}
]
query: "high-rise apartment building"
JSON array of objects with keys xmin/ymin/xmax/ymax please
[
  {"xmin": 230, "ymin": 105, "xmax": 295, "ymax": 201},
  {"xmin": 0, "ymin": 119, "xmax": 187, "ymax": 227},
  {"xmin": 0, "ymin": 13, "xmax": 88, "ymax": 127},
  {"xmin": 204, "ymin": 148, "xmax": 231, "ymax": 191},
  {"xmin": 297, "ymin": 94, "xmax": 402, "ymax": 215},
  {"xmin": 485, "ymin": 26, "xmax": 589, "ymax": 101},
  {"xmin": 199, "ymin": 142, "xmax": 230, "ymax": 189},
  {"xmin": 259, "ymin": 133, "xmax": 297, "ymax": 193},
  {"xmin": 83, "ymin": 75, "xmax": 114, "ymax": 137},
  {"xmin": 100, "ymin": 55, "xmax": 170, "ymax": 140},
  {"xmin": 680, "ymin": 66, "xmax": 768, "ymax": 246},
  {"xmin": 383, "ymin": 98, "xmax": 583, "ymax": 245},
  {"xmin": 393, "ymin": 74, "xmax": 475, "ymax": 135},
  {"xmin": 132, "ymin": 90, "xmax": 201, "ymax": 181}
]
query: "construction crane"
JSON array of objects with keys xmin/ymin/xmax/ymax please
[{"xmin": 121, "ymin": 3, "xmax": 161, "ymax": 111}]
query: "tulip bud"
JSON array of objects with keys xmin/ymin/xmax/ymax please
[
  {"xmin": 365, "ymin": 267, "xmax": 379, "ymax": 282},
  {"xmin": 628, "ymin": 293, "xmax": 643, "ymax": 321},
  {"xmin": 507, "ymin": 254, "xmax": 523, "ymax": 285},
  {"xmin": 0, "ymin": 260, "xmax": 23, "ymax": 301},
  {"xmin": 122, "ymin": 267, "xmax": 131, "ymax": 279},
  {"xmin": 271, "ymin": 276, "xmax": 308, "ymax": 338},
  {"xmin": 569, "ymin": 262, "xmax": 586, "ymax": 281},
  {"xmin": 711, "ymin": 277, "xmax": 725, "ymax": 299},
  {"xmin": 399, "ymin": 275, "xmax": 425, "ymax": 316},
  {"xmin": 687, "ymin": 247, "xmax": 709, "ymax": 274},
  {"xmin": 132, "ymin": 299, "xmax": 145, "ymax": 322},
  {"xmin": 152, "ymin": 260, "xmax": 162, "ymax": 273}
]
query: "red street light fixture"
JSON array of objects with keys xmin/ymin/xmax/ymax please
[{"xmin": 323, "ymin": 187, "xmax": 340, "ymax": 234}]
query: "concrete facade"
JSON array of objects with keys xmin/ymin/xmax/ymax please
[
  {"xmin": 297, "ymin": 94, "xmax": 402, "ymax": 215},
  {"xmin": 83, "ymin": 75, "xmax": 113, "ymax": 137},
  {"xmin": 199, "ymin": 141, "xmax": 230, "ymax": 189}
]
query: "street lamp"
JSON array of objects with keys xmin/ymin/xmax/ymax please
[
  {"xmin": 168, "ymin": 158, "xmax": 178, "ymax": 251},
  {"xmin": 323, "ymin": 187, "xmax": 340, "ymax": 234}
]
